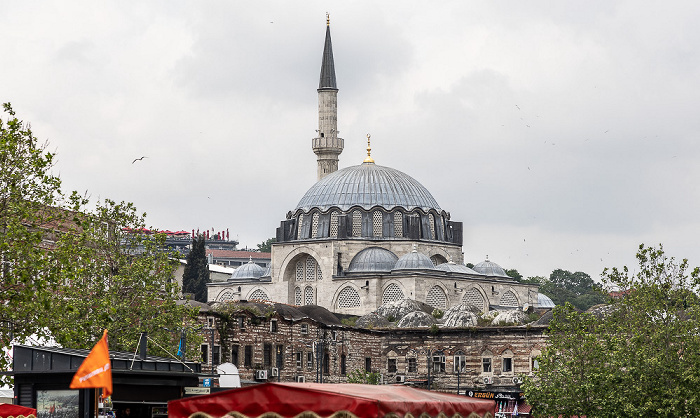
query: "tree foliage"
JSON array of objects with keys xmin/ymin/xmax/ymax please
[
  {"xmin": 256, "ymin": 237, "xmax": 276, "ymax": 253},
  {"xmin": 0, "ymin": 104, "xmax": 201, "ymax": 382},
  {"xmin": 183, "ymin": 234, "xmax": 210, "ymax": 302},
  {"xmin": 523, "ymin": 244, "xmax": 700, "ymax": 417},
  {"xmin": 346, "ymin": 369, "xmax": 382, "ymax": 385},
  {"xmin": 539, "ymin": 268, "xmax": 606, "ymax": 311}
]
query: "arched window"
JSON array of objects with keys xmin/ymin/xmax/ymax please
[
  {"xmin": 305, "ymin": 257, "xmax": 316, "ymax": 281},
  {"xmin": 337, "ymin": 286, "xmax": 361, "ymax": 309},
  {"xmin": 426, "ymin": 285, "xmax": 447, "ymax": 309},
  {"xmin": 373, "ymin": 210, "xmax": 383, "ymax": 237},
  {"xmin": 295, "ymin": 260, "xmax": 304, "ymax": 282},
  {"xmin": 352, "ymin": 210, "xmax": 361, "ymax": 237},
  {"xmin": 218, "ymin": 291, "xmax": 237, "ymax": 302},
  {"xmin": 463, "ymin": 288, "xmax": 485, "ymax": 311},
  {"xmin": 500, "ymin": 290, "xmax": 519, "ymax": 307},
  {"xmin": 393, "ymin": 212, "xmax": 403, "ymax": 237},
  {"xmin": 382, "ymin": 283, "xmax": 405, "ymax": 304},
  {"xmin": 249, "ymin": 289, "xmax": 270, "ymax": 301},
  {"xmin": 297, "ymin": 214, "xmax": 304, "ymax": 238},
  {"xmin": 294, "ymin": 287, "xmax": 302, "ymax": 305},
  {"xmin": 311, "ymin": 212, "xmax": 319, "ymax": 238},
  {"xmin": 330, "ymin": 211, "xmax": 339, "ymax": 237},
  {"xmin": 428, "ymin": 213, "xmax": 435, "ymax": 239},
  {"xmin": 502, "ymin": 349, "xmax": 514, "ymax": 374}
]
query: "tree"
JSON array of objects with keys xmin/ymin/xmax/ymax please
[
  {"xmin": 182, "ymin": 234, "xmax": 210, "ymax": 302},
  {"xmin": 539, "ymin": 268, "xmax": 606, "ymax": 311},
  {"xmin": 505, "ymin": 268, "xmax": 523, "ymax": 281},
  {"xmin": 346, "ymin": 369, "xmax": 381, "ymax": 385},
  {"xmin": 523, "ymin": 244, "xmax": 700, "ymax": 417},
  {"xmin": 256, "ymin": 237, "xmax": 276, "ymax": 253}
]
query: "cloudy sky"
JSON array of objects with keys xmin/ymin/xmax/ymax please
[{"xmin": 3, "ymin": 1, "xmax": 699, "ymax": 280}]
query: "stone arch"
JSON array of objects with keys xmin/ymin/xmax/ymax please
[
  {"xmin": 426, "ymin": 247, "xmax": 450, "ymax": 265},
  {"xmin": 217, "ymin": 290, "xmax": 238, "ymax": 302},
  {"xmin": 334, "ymin": 285, "xmax": 362, "ymax": 309},
  {"xmin": 381, "ymin": 282, "xmax": 406, "ymax": 304},
  {"xmin": 499, "ymin": 288, "xmax": 520, "ymax": 308},
  {"xmin": 462, "ymin": 286, "xmax": 488, "ymax": 312},
  {"xmin": 426, "ymin": 284, "xmax": 448, "ymax": 309},
  {"xmin": 247, "ymin": 288, "xmax": 270, "ymax": 301},
  {"xmin": 278, "ymin": 247, "xmax": 324, "ymax": 283}
]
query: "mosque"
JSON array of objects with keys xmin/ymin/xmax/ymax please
[{"xmin": 207, "ymin": 20, "xmax": 541, "ymax": 316}]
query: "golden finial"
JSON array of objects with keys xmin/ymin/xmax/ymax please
[
  {"xmin": 326, "ymin": 12, "xmax": 330, "ymax": 26},
  {"xmin": 364, "ymin": 133, "xmax": 375, "ymax": 163}
]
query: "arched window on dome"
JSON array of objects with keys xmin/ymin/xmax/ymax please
[
  {"xmin": 311, "ymin": 213, "xmax": 319, "ymax": 238},
  {"xmin": 330, "ymin": 211, "xmax": 339, "ymax": 238},
  {"xmin": 382, "ymin": 283, "xmax": 405, "ymax": 304},
  {"xmin": 463, "ymin": 288, "xmax": 486, "ymax": 311},
  {"xmin": 428, "ymin": 213, "xmax": 436, "ymax": 239},
  {"xmin": 393, "ymin": 212, "xmax": 403, "ymax": 237},
  {"xmin": 426, "ymin": 285, "xmax": 447, "ymax": 309},
  {"xmin": 304, "ymin": 286, "xmax": 314, "ymax": 305},
  {"xmin": 352, "ymin": 210, "xmax": 361, "ymax": 237},
  {"xmin": 249, "ymin": 289, "xmax": 270, "ymax": 301},
  {"xmin": 296, "ymin": 214, "xmax": 304, "ymax": 239},
  {"xmin": 373, "ymin": 210, "xmax": 383, "ymax": 237},
  {"xmin": 429, "ymin": 254, "xmax": 447, "ymax": 266},
  {"xmin": 336, "ymin": 286, "xmax": 361, "ymax": 309},
  {"xmin": 500, "ymin": 290, "xmax": 519, "ymax": 307},
  {"xmin": 294, "ymin": 286, "xmax": 302, "ymax": 305}
]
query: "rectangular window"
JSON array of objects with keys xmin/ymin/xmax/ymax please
[
  {"xmin": 324, "ymin": 353, "xmax": 330, "ymax": 375},
  {"xmin": 503, "ymin": 357, "xmax": 513, "ymax": 373},
  {"xmin": 296, "ymin": 352, "xmax": 303, "ymax": 369},
  {"xmin": 340, "ymin": 354, "xmax": 347, "ymax": 376},
  {"xmin": 270, "ymin": 320, "xmax": 278, "ymax": 333},
  {"xmin": 201, "ymin": 344, "xmax": 209, "ymax": 364},
  {"xmin": 264, "ymin": 344, "xmax": 272, "ymax": 367},
  {"xmin": 207, "ymin": 317, "xmax": 215, "ymax": 328},
  {"xmin": 212, "ymin": 345, "xmax": 221, "ymax": 366},
  {"xmin": 301, "ymin": 323, "xmax": 308, "ymax": 334},
  {"xmin": 244, "ymin": 345, "xmax": 253, "ymax": 368},
  {"xmin": 407, "ymin": 358, "xmax": 417, "ymax": 373},
  {"xmin": 365, "ymin": 357, "xmax": 372, "ymax": 372},
  {"xmin": 432, "ymin": 355, "xmax": 445, "ymax": 373},
  {"xmin": 238, "ymin": 317, "xmax": 246, "ymax": 330},
  {"xmin": 387, "ymin": 358, "xmax": 397, "ymax": 374},
  {"xmin": 532, "ymin": 358, "xmax": 540, "ymax": 371},
  {"xmin": 454, "ymin": 355, "xmax": 466, "ymax": 373},
  {"xmin": 276, "ymin": 345, "xmax": 284, "ymax": 369},
  {"xmin": 231, "ymin": 345, "xmax": 239, "ymax": 366},
  {"xmin": 482, "ymin": 358, "xmax": 492, "ymax": 373},
  {"xmin": 307, "ymin": 352, "xmax": 314, "ymax": 369}
]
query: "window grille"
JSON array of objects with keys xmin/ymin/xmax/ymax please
[
  {"xmin": 463, "ymin": 288, "xmax": 485, "ymax": 311},
  {"xmin": 373, "ymin": 210, "xmax": 383, "ymax": 237},
  {"xmin": 304, "ymin": 286, "xmax": 314, "ymax": 305},
  {"xmin": 428, "ymin": 213, "xmax": 435, "ymax": 238},
  {"xmin": 426, "ymin": 285, "xmax": 447, "ymax": 309},
  {"xmin": 295, "ymin": 287, "xmax": 302, "ymax": 305},
  {"xmin": 330, "ymin": 211, "xmax": 339, "ymax": 237},
  {"xmin": 306, "ymin": 257, "xmax": 315, "ymax": 281},
  {"xmin": 218, "ymin": 291, "xmax": 236, "ymax": 302},
  {"xmin": 311, "ymin": 213, "xmax": 319, "ymax": 238},
  {"xmin": 407, "ymin": 358, "xmax": 417, "ymax": 373},
  {"xmin": 500, "ymin": 290, "xmax": 519, "ymax": 307},
  {"xmin": 352, "ymin": 210, "xmax": 361, "ymax": 237},
  {"xmin": 297, "ymin": 214, "xmax": 304, "ymax": 238},
  {"xmin": 295, "ymin": 260, "xmax": 304, "ymax": 282},
  {"xmin": 387, "ymin": 358, "xmax": 397, "ymax": 374},
  {"xmin": 382, "ymin": 283, "xmax": 405, "ymax": 304},
  {"xmin": 337, "ymin": 286, "xmax": 361, "ymax": 308},
  {"xmin": 249, "ymin": 289, "xmax": 270, "ymax": 301},
  {"xmin": 430, "ymin": 255, "xmax": 441, "ymax": 266},
  {"xmin": 393, "ymin": 212, "xmax": 403, "ymax": 237}
]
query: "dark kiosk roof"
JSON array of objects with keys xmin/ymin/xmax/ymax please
[{"xmin": 295, "ymin": 162, "xmax": 441, "ymax": 212}]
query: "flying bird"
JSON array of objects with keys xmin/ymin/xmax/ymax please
[
  {"xmin": 132, "ymin": 156, "xmax": 147, "ymax": 164},
  {"xmin": 515, "ymin": 105, "xmax": 520, "ymax": 110}
]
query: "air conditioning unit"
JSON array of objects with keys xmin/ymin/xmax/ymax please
[
  {"xmin": 271, "ymin": 367, "xmax": 279, "ymax": 377},
  {"xmin": 512, "ymin": 376, "xmax": 523, "ymax": 385},
  {"xmin": 395, "ymin": 375, "xmax": 406, "ymax": 383},
  {"xmin": 483, "ymin": 376, "xmax": 493, "ymax": 385},
  {"xmin": 296, "ymin": 375, "xmax": 305, "ymax": 383},
  {"xmin": 255, "ymin": 370, "xmax": 268, "ymax": 380}
]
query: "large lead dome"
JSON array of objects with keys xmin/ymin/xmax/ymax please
[{"xmin": 295, "ymin": 162, "xmax": 441, "ymax": 212}]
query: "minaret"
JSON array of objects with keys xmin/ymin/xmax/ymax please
[{"xmin": 312, "ymin": 14, "xmax": 344, "ymax": 181}]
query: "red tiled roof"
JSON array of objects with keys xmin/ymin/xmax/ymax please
[{"xmin": 206, "ymin": 249, "xmax": 271, "ymax": 259}]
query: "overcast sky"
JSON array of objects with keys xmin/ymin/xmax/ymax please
[{"xmin": 3, "ymin": 1, "xmax": 699, "ymax": 280}]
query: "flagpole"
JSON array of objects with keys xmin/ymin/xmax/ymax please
[{"xmin": 94, "ymin": 388, "xmax": 99, "ymax": 418}]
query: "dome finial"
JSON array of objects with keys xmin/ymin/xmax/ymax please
[
  {"xmin": 326, "ymin": 12, "xmax": 330, "ymax": 26},
  {"xmin": 363, "ymin": 133, "xmax": 375, "ymax": 163}
]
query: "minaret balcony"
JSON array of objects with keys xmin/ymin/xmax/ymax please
[{"xmin": 312, "ymin": 136, "xmax": 344, "ymax": 152}]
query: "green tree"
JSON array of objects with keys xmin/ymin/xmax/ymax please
[
  {"xmin": 539, "ymin": 268, "xmax": 606, "ymax": 311},
  {"xmin": 505, "ymin": 268, "xmax": 523, "ymax": 281},
  {"xmin": 346, "ymin": 369, "xmax": 381, "ymax": 385},
  {"xmin": 183, "ymin": 234, "xmax": 210, "ymax": 302},
  {"xmin": 256, "ymin": 237, "xmax": 276, "ymax": 253},
  {"xmin": 523, "ymin": 244, "xmax": 700, "ymax": 417}
]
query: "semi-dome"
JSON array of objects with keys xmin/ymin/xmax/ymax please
[
  {"xmin": 472, "ymin": 259, "xmax": 509, "ymax": 278},
  {"xmin": 348, "ymin": 247, "xmax": 398, "ymax": 272},
  {"xmin": 230, "ymin": 258, "xmax": 265, "ymax": 280},
  {"xmin": 393, "ymin": 245, "xmax": 435, "ymax": 270},
  {"xmin": 435, "ymin": 262, "xmax": 481, "ymax": 275},
  {"xmin": 537, "ymin": 293, "xmax": 555, "ymax": 308},
  {"xmin": 295, "ymin": 162, "xmax": 441, "ymax": 212}
]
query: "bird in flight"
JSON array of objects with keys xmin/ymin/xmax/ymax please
[{"xmin": 132, "ymin": 156, "xmax": 148, "ymax": 164}]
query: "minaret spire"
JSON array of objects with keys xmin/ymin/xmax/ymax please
[{"xmin": 312, "ymin": 15, "xmax": 344, "ymax": 180}]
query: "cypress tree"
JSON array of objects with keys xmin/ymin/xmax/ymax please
[{"xmin": 183, "ymin": 234, "xmax": 210, "ymax": 302}]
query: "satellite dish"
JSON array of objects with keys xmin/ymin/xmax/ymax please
[{"xmin": 216, "ymin": 363, "xmax": 241, "ymax": 388}]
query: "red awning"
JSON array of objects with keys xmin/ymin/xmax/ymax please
[
  {"xmin": 0, "ymin": 403, "xmax": 37, "ymax": 418},
  {"xmin": 168, "ymin": 383, "xmax": 495, "ymax": 418}
]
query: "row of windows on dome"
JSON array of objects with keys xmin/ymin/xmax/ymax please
[{"xmin": 279, "ymin": 208, "xmax": 462, "ymax": 244}]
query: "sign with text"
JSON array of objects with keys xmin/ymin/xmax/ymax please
[{"xmin": 185, "ymin": 387, "xmax": 211, "ymax": 395}]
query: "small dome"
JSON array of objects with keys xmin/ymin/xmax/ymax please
[
  {"xmin": 230, "ymin": 258, "xmax": 265, "ymax": 280},
  {"xmin": 472, "ymin": 258, "xmax": 509, "ymax": 278},
  {"xmin": 490, "ymin": 310, "xmax": 526, "ymax": 325},
  {"xmin": 355, "ymin": 313, "xmax": 392, "ymax": 329},
  {"xmin": 348, "ymin": 247, "xmax": 398, "ymax": 272},
  {"xmin": 435, "ymin": 262, "xmax": 480, "ymax": 275},
  {"xmin": 537, "ymin": 293, "xmax": 555, "ymax": 308},
  {"xmin": 376, "ymin": 298, "xmax": 432, "ymax": 321},
  {"xmin": 441, "ymin": 304, "xmax": 479, "ymax": 328},
  {"xmin": 396, "ymin": 311, "xmax": 437, "ymax": 328},
  {"xmin": 393, "ymin": 245, "xmax": 435, "ymax": 270},
  {"xmin": 295, "ymin": 162, "xmax": 441, "ymax": 212}
]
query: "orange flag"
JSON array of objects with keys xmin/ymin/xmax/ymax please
[{"xmin": 70, "ymin": 329, "xmax": 113, "ymax": 396}]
